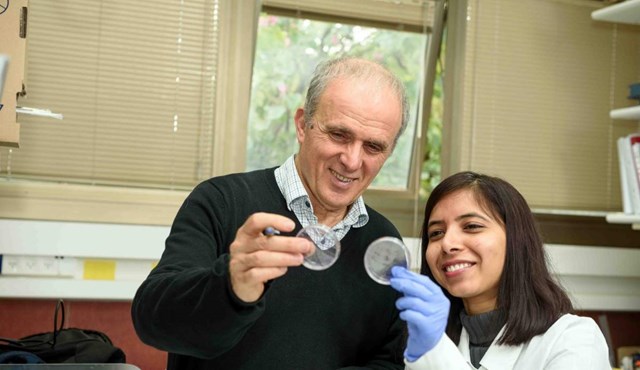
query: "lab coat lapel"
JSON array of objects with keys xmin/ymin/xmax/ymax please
[
  {"xmin": 458, "ymin": 329, "xmax": 472, "ymax": 361},
  {"xmin": 478, "ymin": 326, "xmax": 523, "ymax": 370}
]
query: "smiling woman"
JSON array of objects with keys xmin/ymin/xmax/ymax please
[
  {"xmin": 388, "ymin": 171, "xmax": 612, "ymax": 370},
  {"xmin": 425, "ymin": 188, "xmax": 507, "ymax": 316}
]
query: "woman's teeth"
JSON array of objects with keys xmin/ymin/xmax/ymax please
[{"xmin": 445, "ymin": 263, "xmax": 472, "ymax": 272}]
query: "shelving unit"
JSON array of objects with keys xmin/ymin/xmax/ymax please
[
  {"xmin": 592, "ymin": 1, "xmax": 640, "ymax": 229},
  {"xmin": 605, "ymin": 212, "xmax": 640, "ymax": 230},
  {"xmin": 610, "ymin": 106, "xmax": 640, "ymax": 120},
  {"xmin": 594, "ymin": 0, "xmax": 640, "ymax": 123},
  {"xmin": 591, "ymin": 0, "xmax": 640, "ymax": 25}
]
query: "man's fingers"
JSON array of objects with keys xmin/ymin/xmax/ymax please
[
  {"xmin": 232, "ymin": 233, "xmax": 313, "ymax": 256},
  {"xmin": 240, "ymin": 212, "xmax": 296, "ymax": 237},
  {"xmin": 229, "ymin": 266, "xmax": 289, "ymax": 302},
  {"xmin": 229, "ymin": 213, "xmax": 314, "ymax": 302},
  {"xmin": 231, "ymin": 250, "xmax": 305, "ymax": 271},
  {"xmin": 232, "ymin": 213, "xmax": 312, "ymax": 255},
  {"xmin": 233, "ymin": 266, "xmax": 289, "ymax": 285}
]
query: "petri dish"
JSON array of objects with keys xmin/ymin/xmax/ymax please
[
  {"xmin": 364, "ymin": 236, "xmax": 411, "ymax": 285},
  {"xmin": 297, "ymin": 224, "xmax": 341, "ymax": 270}
]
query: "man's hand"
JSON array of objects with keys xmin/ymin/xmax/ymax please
[
  {"xmin": 389, "ymin": 266, "xmax": 450, "ymax": 362},
  {"xmin": 229, "ymin": 213, "xmax": 312, "ymax": 303}
]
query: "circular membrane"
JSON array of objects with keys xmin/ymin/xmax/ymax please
[
  {"xmin": 364, "ymin": 236, "xmax": 411, "ymax": 285},
  {"xmin": 297, "ymin": 224, "xmax": 341, "ymax": 271}
]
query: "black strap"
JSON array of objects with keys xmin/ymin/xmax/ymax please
[
  {"xmin": 0, "ymin": 299, "xmax": 66, "ymax": 349},
  {"xmin": 51, "ymin": 299, "xmax": 65, "ymax": 347}
]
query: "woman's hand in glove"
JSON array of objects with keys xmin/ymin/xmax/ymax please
[{"xmin": 389, "ymin": 266, "xmax": 451, "ymax": 362}]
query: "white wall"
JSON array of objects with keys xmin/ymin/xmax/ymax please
[{"xmin": 1, "ymin": 218, "xmax": 639, "ymax": 311}]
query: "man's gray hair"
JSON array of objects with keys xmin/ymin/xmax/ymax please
[{"xmin": 303, "ymin": 56, "xmax": 410, "ymax": 147}]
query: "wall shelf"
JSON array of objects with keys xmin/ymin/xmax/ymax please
[
  {"xmin": 592, "ymin": 0, "xmax": 640, "ymax": 25},
  {"xmin": 610, "ymin": 106, "xmax": 640, "ymax": 120},
  {"xmin": 605, "ymin": 212, "xmax": 640, "ymax": 230}
]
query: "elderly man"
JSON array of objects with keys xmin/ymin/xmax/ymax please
[{"xmin": 132, "ymin": 56, "xmax": 410, "ymax": 370}]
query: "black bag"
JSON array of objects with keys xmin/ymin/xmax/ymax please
[{"xmin": 0, "ymin": 299, "xmax": 126, "ymax": 364}]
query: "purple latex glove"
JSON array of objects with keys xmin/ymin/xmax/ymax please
[{"xmin": 389, "ymin": 266, "xmax": 450, "ymax": 362}]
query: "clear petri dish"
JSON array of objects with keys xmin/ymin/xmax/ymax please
[
  {"xmin": 297, "ymin": 224, "xmax": 341, "ymax": 270},
  {"xmin": 364, "ymin": 236, "xmax": 411, "ymax": 285}
]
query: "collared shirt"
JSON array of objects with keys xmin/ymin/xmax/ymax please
[{"xmin": 274, "ymin": 155, "xmax": 369, "ymax": 241}]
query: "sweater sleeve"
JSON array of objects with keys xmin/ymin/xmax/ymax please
[
  {"xmin": 366, "ymin": 308, "xmax": 407, "ymax": 369},
  {"xmin": 131, "ymin": 180, "xmax": 264, "ymax": 359}
]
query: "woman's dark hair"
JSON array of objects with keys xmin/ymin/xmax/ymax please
[{"xmin": 420, "ymin": 171, "xmax": 573, "ymax": 345}]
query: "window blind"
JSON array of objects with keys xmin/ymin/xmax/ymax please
[
  {"xmin": 262, "ymin": 0, "xmax": 436, "ymax": 29},
  {"xmin": 0, "ymin": 0, "xmax": 219, "ymax": 190},
  {"xmin": 446, "ymin": 0, "xmax": 640, "ymax": 211}
]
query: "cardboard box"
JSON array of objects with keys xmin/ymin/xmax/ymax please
[
  {"xmin": 629, "ymin": 83, "xmax": 640, "ymax": 101},
  {"xmin": 0, "ymin": 0, "xmax": 27, "ymax": 148}
]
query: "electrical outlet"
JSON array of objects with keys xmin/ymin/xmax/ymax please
[
  {"xmin": 0, "ymin": 255, "xmax": 78, "ymax": 277},
  {"xmin": 1, "ymin": 255, "xmax": 24, "ymax": 275}
]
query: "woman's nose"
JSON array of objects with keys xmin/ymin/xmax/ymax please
[{"xmin": 441, "ymin": 231, "xmax": 462, "ymax": 254}]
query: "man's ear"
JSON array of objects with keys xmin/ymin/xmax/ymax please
[{"xmin": 294, "ymin": 108, "xmax": 306, "ymax": 143}]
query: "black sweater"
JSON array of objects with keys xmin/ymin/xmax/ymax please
[{"xmin": 131, "ymin": 168, "xmax": 405, "ymax": 370}]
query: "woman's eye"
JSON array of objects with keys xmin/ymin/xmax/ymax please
[
  {"xmin": 464, "ymin": 223, "xmax": 483, "ymax": 231},
  {"xmin": 428, "ymin": 230, "xmax": 444, "ymax": 239}
]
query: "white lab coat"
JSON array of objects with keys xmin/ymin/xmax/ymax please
[{"xmin": 405, "ymin": 314, "xmax": 611, "ymax": 370}]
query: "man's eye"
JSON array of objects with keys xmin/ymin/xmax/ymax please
[
  {"xmin": 329, "ymin": 132, "xmax": 348, "ymax": 141},
  {"xmin": 365, "ymin": 143, "xmax": 384, "ymax": 154}
]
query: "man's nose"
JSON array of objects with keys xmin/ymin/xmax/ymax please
[{"xmin": 340, "ymin": 143, "xmax": 363, "ymax": 171}]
